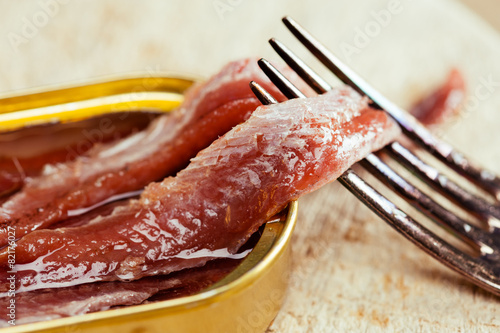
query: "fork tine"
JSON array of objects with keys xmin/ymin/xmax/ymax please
[
  {"xmin": 250, "ymin": 80, "xmax": 278, "ymax": 104},
  {"xmin": 269, "ymin": 38, "xmax": 330, "ymax": 94},
  {"xmin": 362, "ymin": 153, "xmax": 500, "ymax": 258},
  {"xmin": 258, "ymin": 58, "xmax": 303, "ymax": 99},
  {"xmin": 282, "ymin": 16, "xmax": 500, "ymax": 201},
  {"xmin": 269, "ymin": 36, "xmax": 500, "ymax": 227},
  {"xmin": 249, "ymin": 78, "xmax": 500, "ymax": 296},
  {"xmin": 258, "ymin": 58, "xmax": 496, "ymax": 253},
  {"xmin": 340, "ymin": 168, "xmax": 500, "ymax": 295},
  {"xmin": 385, "ymin": 142, "xmax": 500, "ymax": 227}
]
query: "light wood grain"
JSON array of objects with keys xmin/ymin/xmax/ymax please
[{"xmin": 1, "ymin": 0, "xmax": 500, "ymax": 332}]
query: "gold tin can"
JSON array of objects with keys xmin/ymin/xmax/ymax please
[{"xmin": 0, "ymin": 74, "xmax": 297, "ymax": 333}]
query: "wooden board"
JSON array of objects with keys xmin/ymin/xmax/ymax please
[{"xmin": 1, "ymin": 0, "xmax": 500, "ymax": 331}]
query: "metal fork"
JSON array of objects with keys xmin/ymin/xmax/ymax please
[{"xmin": 249, "ymin": 16, "xmax": 500, "ymax": 296}]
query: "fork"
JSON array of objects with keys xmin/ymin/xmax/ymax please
[{"xmin": 249, "ymin": 16, "xmax": 500, "ymax": 296}]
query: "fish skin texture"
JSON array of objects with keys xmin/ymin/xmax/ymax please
[
  {"xmin": 0, "ymin": 58, "xmax": 311, "ymax": 246},
  {"xmin": 0, "ymin": 86, "xmax": 400, "ymax": 293},
  {"xmin": 0, "ymin": 258, "xmax": 238, "ymax": 327}
]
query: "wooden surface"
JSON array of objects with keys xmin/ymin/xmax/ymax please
[
  {"xmin": 2, "ymin": 0, "xmax": 500, "ymax": 332},
  {"xmin": 458, "ymin": 0, "xmax": 500, "ymax": 31}
]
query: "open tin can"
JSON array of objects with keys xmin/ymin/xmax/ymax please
[{"xmin": 0, "ymin": 74, "xmax": 297, "ymax": 333}]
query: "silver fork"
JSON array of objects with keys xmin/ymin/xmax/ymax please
[{"xmin": 249, "ymin": 16, "xmax": 500, "ymax": 296}]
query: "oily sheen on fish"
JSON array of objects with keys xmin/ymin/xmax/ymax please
[
  {"xmin": 0, "ymin": 259, "xmax": 238, "ymax": 327},
  {"xmin": 0, "ymin": 86, "xmax": 400, "ymax": 293},
  {"xmin": 0, "ymin": 113, "xmax": 155, "ymax": 197},
  {"xmin": 0, "ymin": 58, "xmax": 311, "ymax": 246}
]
